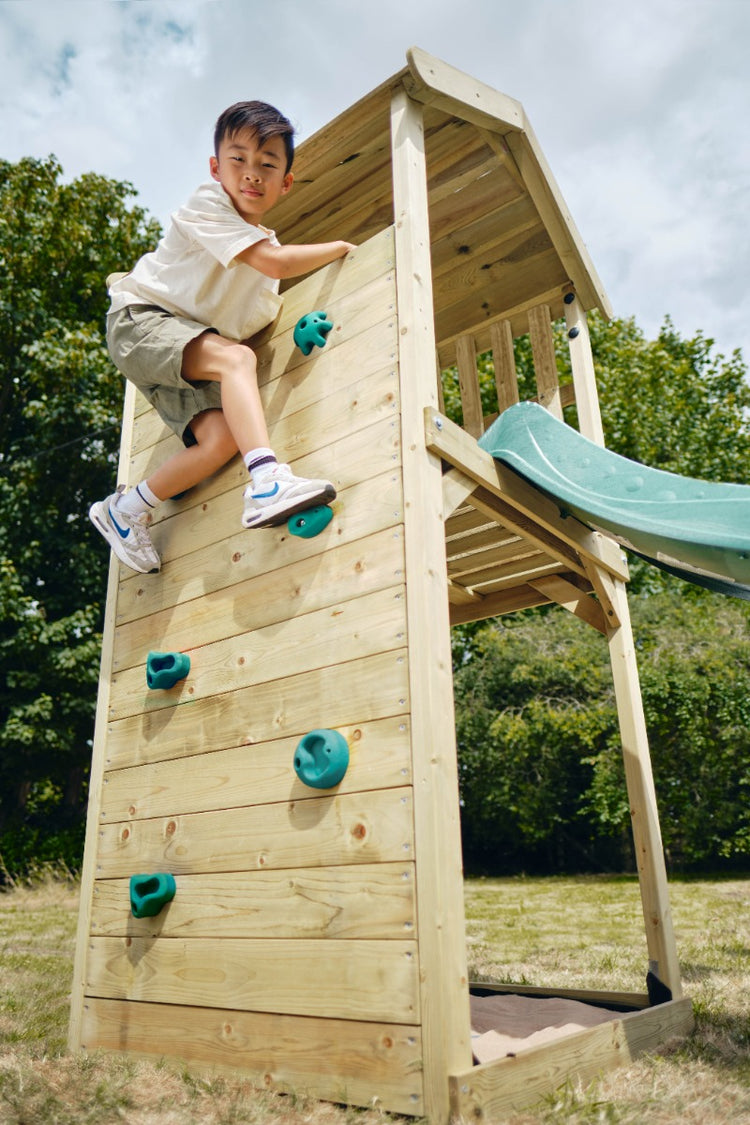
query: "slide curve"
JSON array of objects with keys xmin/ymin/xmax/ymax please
[{"xmin": 478, "ymin": 402, "xmax": 750, "ymax": 598}]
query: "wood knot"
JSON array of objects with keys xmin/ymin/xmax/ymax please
[
  {"xmin": 165, "ymin": 820, "xmax": 177, "ymax": 837},
  {"xmin": 352, "ymin": 823, "xmax": 367, "ymax": 840}
]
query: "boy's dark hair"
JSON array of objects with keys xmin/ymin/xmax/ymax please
[{"xmin": 214, "ymin": 101, "xmax": 295, "ymax": 174}]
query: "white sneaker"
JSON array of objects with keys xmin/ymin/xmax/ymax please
[
  {"xmin": 89, "ymin": 487, "xmax": 161, "ymax": 573},
  {"xmin": 242, "ymin": 464, "xmax": 336, "ymax": 528}
]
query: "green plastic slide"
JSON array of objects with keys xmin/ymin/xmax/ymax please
[{"xmin": 478, "ymin": 402, "xmax": 750, "ymax": 598}]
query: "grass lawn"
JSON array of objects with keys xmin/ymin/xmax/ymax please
[{"xmin": 0, "ymin": 871, "xmax": 748, "ymax": 1124}]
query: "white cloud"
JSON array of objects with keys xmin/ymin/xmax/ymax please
[{"xmin": 1, "ymin": 0, "xmax": 749, "ymax": 361}]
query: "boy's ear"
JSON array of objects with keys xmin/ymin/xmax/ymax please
[
  {"xmin": 209, "ymin": 155, "xmax": 220, "ymax": 181},
  {"xmin": 281, "ymin": 171, "xmax": 294, "ymax": 195}
]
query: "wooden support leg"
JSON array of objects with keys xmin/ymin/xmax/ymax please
[{"xmin": 607, "ymin": 578, "xmax": 682, "ymax": 998}]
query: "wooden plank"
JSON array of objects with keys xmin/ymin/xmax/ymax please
[
  {"xmin": 442, "ymin": 470, "xmax": 477, "ymax": 521},
  {"xmin": 447, "ymin": 523, "xmax": 521, "ymax": 556},
  {"xmin": 528, "ymin": 303, "xmax": 562, "ymax": 420},
  {"xmin": 430, "ymin": 194, "xmax": 539, "ymax": 280},
  {"xmin": 491, "ymin": 320, "xmax": 519, "ymax": 414},
  {"xmin": 108, "ymin": 584, "xmax": 406, "ymax": 723},
  {"xmin": 100, "ymin": 716, "xmax": 412, "ymax": 819},
  {"xmin": 465, "ymin": 557, "xmax": 566, "ymax": 594},
  {"xmin": 118, "ymin": 425, "xmax": 404, "ymax": 624},
  {"xmin": 606, "ymin": 578, "xmax": 683, "ymax": 998},
  {"xmin": 449, "ymin": 997, "xmax": 694, "ymax": 1120},
  {"xmin": 106, "ymin": 649, "xmax": 409, "ymax": 770},
  {"xmin": 129, "ymin": 367, "xmax": 401, "ymax": 571},
  {"xmin": 449, "ymin": 584, "xmax": 553, "ymax": 625},
  {"xmin": 424, "ymin": 410, "xmax": 628, "ymax": 580},
  {"xmin": 582, "ymin": 557, "xmax": 622, "ymax": 630},
  {"xmin": 95, "ymin": 785, "xmax": 415, "ymax": 878},
  {"xmin": 529, "ymin": 574, "xmax": 607, "ymax": 634},
  {"xmin": 404, "ymin": 46, "xmax": 524, "ymax": 133},
  {"xmin": 435, "ymin": 248, "xmax": 568, "ymax": 355},
  {"xmin": 391, "ymin": 87, "xmax": 473, "ymax": 1123},
  {"xmin": 438, "ymin": 466, "xmax": 585, "ymax": 579},
  {"xmin": 433, "ymin": 218, "xmax": 552, "ymax": 304},
  {"xmin": 447, "ymin": 537, "xmax": 540, "ymax": 580},
  {"xmin": 455, "ymin": 334, "xmax": 484, "ymax": 438},
  {"xmin": 132, "ymin": 335, "xmax": 399, "ymax": 474},
  {"xmin": 81, "ymin": 998, "xmax": 424, "ymax": 1115},
  {"xmin": 564, "ymin": 289, "xmax": 605, "ymax": 446},
  {"xmin": 68, "ymin": 380, "xmax": 137, "ymax": 1053},
  {"xmin": 112, "ymin": 526, "xmax": 406, "ymax": 673},
  {"xmin": 91, "ymin": 861, "xmax": 416, "ymax": 941},
  {"xmin": 447, "ymin": 580, "xmax": 483, "ymax": 607},
  {"xmin": 85, "ymin": 935, "xmax": 419, "ymax": 1024},
  {"xmin": 428, "ymin": 163, "xmax": 522, "ymax": 247}
]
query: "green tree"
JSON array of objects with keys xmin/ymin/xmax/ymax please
[
  {"xmin": 455, "ymin": 592, "xmax": 750, "ymax": 874},
  {"xmin": 0, "ymin": 156, "xmax": 160, "ymax": 874}
]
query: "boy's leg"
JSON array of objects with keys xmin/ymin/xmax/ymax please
[
  {"xmin": 145, "ymin": 409, "xmax": 238, "ymax": 501},
  {"xmin": 181, "ymin": 333, "xmax": 270, "ymax": 453},
  {"xmin": 181, "ymin": 333, "xmax": 336, "ymax": 528}
]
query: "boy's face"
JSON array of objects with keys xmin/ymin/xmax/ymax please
[{"xmin": 210, "ymin": 129, "xmax": 293, "ymax": 223}]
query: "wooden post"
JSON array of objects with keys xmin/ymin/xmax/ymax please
[
  {"xmin": 528, "ymin": 304, "xmax": 562, "ymax": 419},
  {"xmin": 68, "ymin": 380, "xmax": 138, "ymax": 1051},
  {"xmin": 607, "ymin": 578, "xmax": 682, "ymax": 998},
  {"xmin": 490, "ymin": 319, "xmax": 519, "ymax": 415},
  {"xmin": 563, "ymin": 290, "xmax": 605, "ymax": 446},
  {"xmin": 391, "ymin": 86, "xmax": 473, "ymax": 1122},
  {"xmin": 456, "ymin": 333, "xmax": 484, "ymax": 437}
]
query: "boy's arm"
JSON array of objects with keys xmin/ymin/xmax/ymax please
[{"xmin": 235, "ymin": 238, "xmax": 355, "ymax": 281}]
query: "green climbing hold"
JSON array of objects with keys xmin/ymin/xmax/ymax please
[
  {"xmin": 294, "ymin": 728, "xmax": 350, "ymax": 789},
  {"xmin": 293, "ymin": 310, "xmax": 333, "ymax": 356},
  {"xmin": 287, "ymin": 504, "xmax": 333, "ymax": 539},
  {"xmin": 129, "ymin": 873, "xmax": 177, "ymax": 918},
  {"xmin": 146, "ymin": 651, "xmax": 191, "ymax": 690}
]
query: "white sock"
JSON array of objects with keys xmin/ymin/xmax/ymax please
[
  {"xmin": 115, "ymin": 481, "xmax": 160, "ymax": 518},
  {"xmin": 243, "ymin": 447, "xmax": 278, "ymax": 482}
]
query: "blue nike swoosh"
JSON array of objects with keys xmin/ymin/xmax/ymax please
[
  {"xmin": 252, "ymin": 482, "xmax": 280, "ymax": 500},
  {"xmin": 109, "ymin": 505, "xmax": 131, "ymax": 539}
]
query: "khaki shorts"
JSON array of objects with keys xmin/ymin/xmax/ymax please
[{"xmin": 106, "ymin": 304, "xmax": 223, "ymax": 445}]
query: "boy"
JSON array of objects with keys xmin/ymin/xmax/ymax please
[{"xmin": 90, "ymin": 100, "xmax": 355, "ymax": 573}]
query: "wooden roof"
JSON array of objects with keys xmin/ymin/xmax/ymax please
[{"xmin": 273, "ymin": 47, "xmax": 612, "ymax": 364}]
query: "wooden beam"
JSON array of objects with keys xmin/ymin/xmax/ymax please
[
  {"xmin": 404, "ymin": 45, "xmax": 524, "ymax": 133},
  {"xmin": 564, "ymin": 289, "xmax": 605, "ymax": 446},
  {"xmin": 449, "ymin": 583, "xmax": 553, "ymax": 625},
  {"xmin": 528, "ymin": 303, "xmax": 563, "ymax": 419},
  {"xmin": 449, "ymin": 997, "xmax": 694, "ymax": 1120},
  {"xmin": 490, "ymin": 319, "xmax": 519, "ymax": 415},
  {"xmin": 529, "ymin": 574, "xmax": 607, "ymax": 634},
  {"xmin": 68, "ymin": 380, "xmax": 138, "ymax": 1053},
  {"xmin": 391, "ymin": 86, "xmax": 473, "ymax": 1121},
  {"xmin": 606, "ymin": 578, "xmax": 684, "ymax": 998},
  {"xmin": 424, "ymin": 409, "xmax": 629, "ymax": 581},
  {"xmin": 455, "ymin": 334, "xmax": 484, "ymax": 437}
]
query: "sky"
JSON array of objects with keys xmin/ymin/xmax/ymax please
[{"xmin": 2, "ymin": 0, "xmax": 749, "ymax": 362}]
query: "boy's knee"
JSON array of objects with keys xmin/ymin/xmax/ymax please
[{"xmin": 220, "ymin": 342, "xmax": 257, "ymax": 380}]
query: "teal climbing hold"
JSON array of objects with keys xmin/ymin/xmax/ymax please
[
  {"xmin": 146, "ymin": 651, "xmax": 191, "ymax": 690},
  {"xmin": 129, "ymin": 873, "xmax": 176, "ymax": 918},
  {"xmin": 294, "ymin": 728, "xmax": 350, "ymax": 789},
  {"xmin": 293, "ymin": 311, "xmax": 333, "ymax": 356},
  {"xmin": 287, "ymin": 504, "xmax": 333, "ymax": 539}
]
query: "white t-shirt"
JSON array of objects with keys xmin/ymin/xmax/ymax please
[{"xmin": 108, "ymin": 181, "xmax": 283, "ymax": 341}]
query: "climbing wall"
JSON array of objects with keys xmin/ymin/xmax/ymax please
[{"xmin": 69, "ymin": 227, "xmax": 448, "ymax": 1114}]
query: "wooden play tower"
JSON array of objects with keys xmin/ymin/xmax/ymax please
[{"xmin": 69, "ymin": 48, "xmax": 693, "ymax": 1122}]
